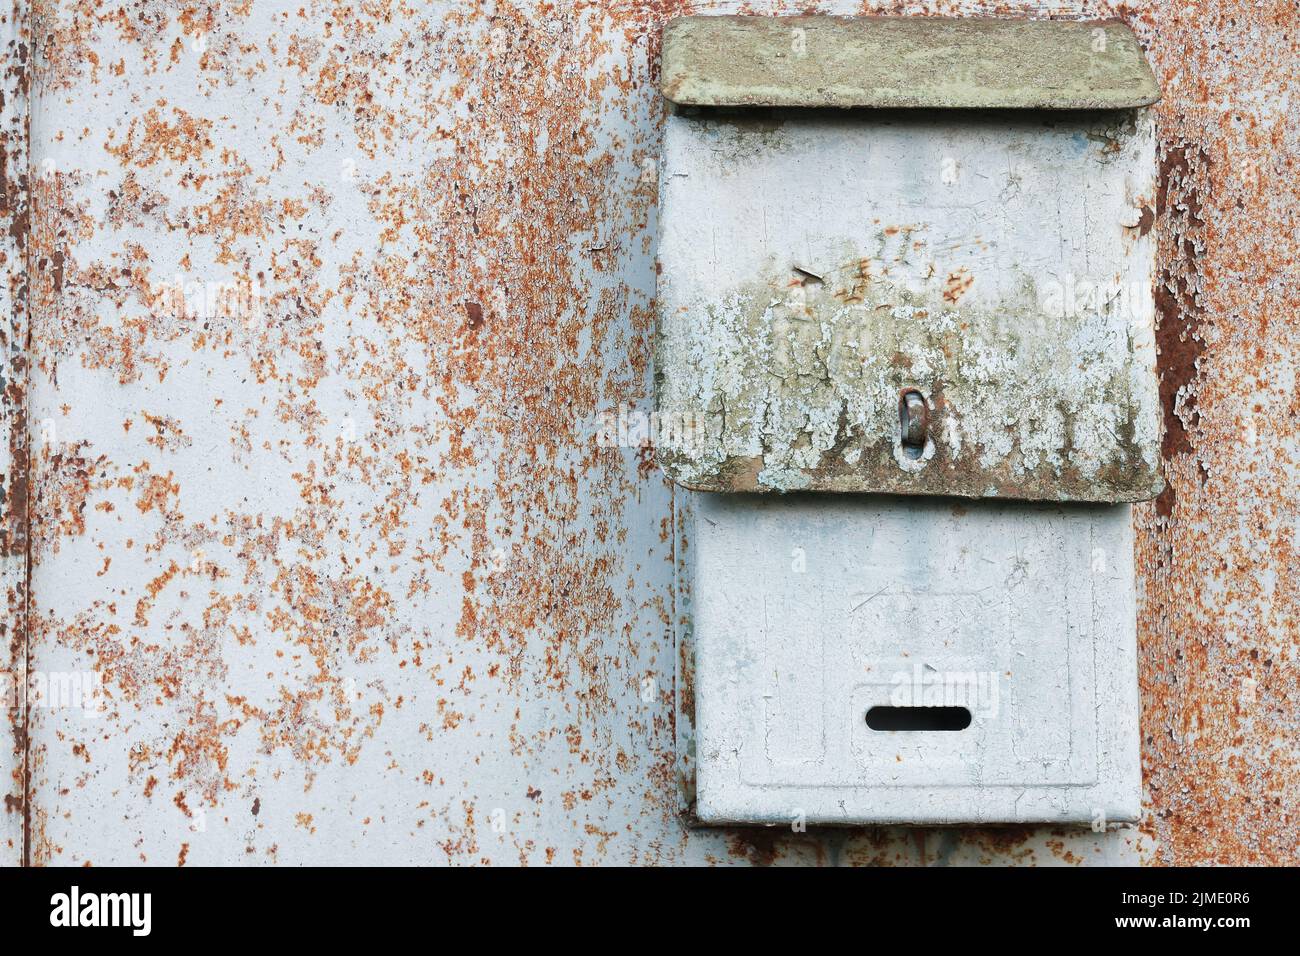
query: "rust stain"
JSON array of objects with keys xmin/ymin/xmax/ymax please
[
  {"xmin": 463, "ymin": 299, "xmax": 484, "ymax": 330},
  {"xmin": 941, "ymin": 266, "xmax": 973, "ymax": 304},
  {"xmin": 1129, "ymin": 0, "xmax": 1300, "ymax": 865},
  {"xmin": 1151, "ymin": 141, "xmax": 1210, "ymax": 518}
]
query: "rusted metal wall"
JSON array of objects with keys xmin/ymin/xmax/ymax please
[
  {"xmin": 1, "ymin": 0, "xmax": 1295, "ymax": 865},
  {"xmin": 1, "ymin": 0, "xmax": 29, "ymax": 866}
]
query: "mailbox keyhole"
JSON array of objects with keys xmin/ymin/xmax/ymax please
[
  {"xmin": 899, "ymin": 389, "xmax": 928, "ymax": 459},
  {"xmin": 866, "ymin": 706, "xmax": 971, "ymax": 731}
]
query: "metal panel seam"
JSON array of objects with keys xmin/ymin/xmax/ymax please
[{"xmin": 0, "ymin": 0, "xmax": 31, "ymax": 870}]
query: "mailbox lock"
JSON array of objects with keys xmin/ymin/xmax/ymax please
[{"xmin": 899, "ymin": 389, "xmax": 928, "ymax": 459}]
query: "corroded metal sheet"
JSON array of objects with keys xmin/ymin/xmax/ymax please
[
  {"xmin": 656, "ymin": 110, "xmax": 1164, "ymax": 501},
  {"xmin": 1, "ymin": 0, "xmax": 1295, "ymax": 867},
  {"xmin": 1132, "ymin": 2, "xmax": 1300, "ymax": 865},
  {"xmin": 20, "ymin": 0, "xmax": 694, "ymax": 867},
  {"xmin": 1, "ymin": 0, "xmax": 28, "ymax": 868},
  {"xmin": 661, "ymin": 16, "xmax": 1161, "ymax": 110}
]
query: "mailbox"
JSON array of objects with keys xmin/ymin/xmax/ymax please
[{"xmin": 657, "ymin": 16, "xmax": 1163, "ymax": 825}]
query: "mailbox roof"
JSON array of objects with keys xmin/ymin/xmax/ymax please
[{"xmin": 661, "ymin": 16, "xmax": 1160, "ymax": 111}]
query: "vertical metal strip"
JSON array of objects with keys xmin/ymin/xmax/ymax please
[
  {"xmin": 0, "ymin": 0, "xmax": 30, "ymax": 868},
  {"xmin": 672, "ymin": 484, "xmax": 696, "ymax": 817}
]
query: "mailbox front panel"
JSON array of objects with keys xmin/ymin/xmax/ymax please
[
  {"xmin": 689, "ymin": 494, "xmax": 1141, "ymax": 825},
  {"xmin": 656, "ymin": 109, "xmax": 1162, "ymax": 501}
]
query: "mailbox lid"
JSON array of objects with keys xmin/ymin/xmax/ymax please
[
  {"xmin": 655, "ymin": 108, "xmax": 1164, "ymax": 502},
  {"xmin": 661, "ymin": 16, "xmax": 1161, "ymax": 111}
]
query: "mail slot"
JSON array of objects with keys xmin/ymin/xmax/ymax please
[{"xmin": 658, "ymin": 16, "xmax": 1161, "ymax": 825}]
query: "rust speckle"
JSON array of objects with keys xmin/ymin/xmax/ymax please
[{"xmin": 941, "ymin": 267, "xmax": 973, "ymax": 304}]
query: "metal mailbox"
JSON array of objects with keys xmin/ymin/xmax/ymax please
[{"xmin": 657, "ymin": 16, "xmax": 1163, "ymax": 825}]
